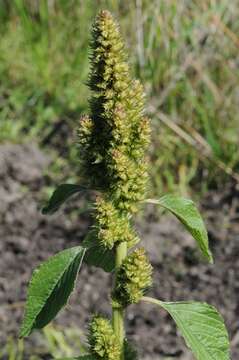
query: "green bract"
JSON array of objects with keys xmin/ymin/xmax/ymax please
[{"xmin": 20, "ymin": 9, "xmax": 230, "ymax": 360}]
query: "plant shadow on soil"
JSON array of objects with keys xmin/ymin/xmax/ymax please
[{"xmin": 0, "ymin": 143, "xmax": 238, "ymax": 359}]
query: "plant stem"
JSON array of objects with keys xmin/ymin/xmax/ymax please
[{"xmin": 112, "ymin": 241, "xmax": 127, "ymax": 360}]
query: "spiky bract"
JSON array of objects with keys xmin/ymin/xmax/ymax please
[
  {"xmin": 89, "ymin": 316, "xmax": 121, "ymax": 360},
  {"xmin": 113, "ymin": 248, "xmax": 153, "ymax": 306}
]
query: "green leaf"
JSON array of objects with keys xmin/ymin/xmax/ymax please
[
  {"xmin": 42, "ymin": 184, "xmax": 86, "ymax": 214},
  {"xmin": 146, "ymin": 195, "xmax": 213, "ymax": 263},
  {"xmin": 20, "ymin": 246, "xmax": 85, "ymax": 337},
  {"xmin": 142, "ymin": 297, "xmax": 230, "ymax": 360},
  {"xmin": 83, "ymin": 232, "xmax": 115, "ymax": 273}
]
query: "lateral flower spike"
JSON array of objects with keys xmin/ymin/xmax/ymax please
[
  {"xmin": 113, "ymin": 248, "xmax": 153, "ymax": 306},
  {"xmin": 89, "ymin": 316, "xmax": 121, "ymax": 360},
  {"xmin": 94, "ymin": 195, "xmax": 140, "ymax": 249},
  {"xmin": 78, "ymin": 10, "xmax": 150, "ymax": 213}
]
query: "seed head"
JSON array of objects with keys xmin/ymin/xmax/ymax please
[
  {"xmin": 88, "ymin": 315, "xmax": 121, "ymax": 360},
  {"xmin": 113, "ymin": 248, "xmax": 153, "ymax": 306},
  {"xmin": 94, "ymin": 195, "xmax": 139, "ymax": 249},
  {"xmin": 78, "ymin": 10, "xmax": 150, "ymax": 213}
]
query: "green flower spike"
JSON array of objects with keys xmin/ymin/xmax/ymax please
[
  {"xmin": 94, "ymin": 195, "xmax": 139, "ymax": 250},
  {"xmin": 89, "ymin": 316, "xmax": 121, "ymax": 360},
  {"xmin": 113, "ymin": 248, "xmax": 153, "ymax": 306},
  {"xmin": 78, "ymin": 10, "xmax": 150, "ymax": 213}
]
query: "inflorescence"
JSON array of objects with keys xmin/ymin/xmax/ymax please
[{"xmin": 78, "ymin": 10, "xmax": 153, "ymax": 358}]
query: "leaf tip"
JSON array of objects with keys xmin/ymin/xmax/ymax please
[
  {"xmin": 41, "ymin": 205, "xmax": 56, "ymax": 215},
  {"xmin": 205, "ymin": 248, "xmax": 214, "ymax": 264},
  {"xmin": 19, "ymin": 326, "xmax": 29, "ymax": 339},
  {"xmin": 208, "ymin": 254, "xmax": 214, "ymax": 264}
]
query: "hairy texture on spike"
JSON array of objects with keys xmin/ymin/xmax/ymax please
[
  {"xmin": 93, "ymin": 195, "xmax": 139, "ymax": 249},
  {"xmin": 88, "ymin": 316, "xmax": 121, "ymax": 360},
  {"xmin": 113, "ymin": 248, "xmax": 153, "ymax": 306},
  {"xmin": 78, "ymin": 10, "xmax": 150, "ymax": 212}
]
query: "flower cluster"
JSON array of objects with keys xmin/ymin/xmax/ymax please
[
  {"xmin": 89, "ymin": 316, "xmax": 120, "ymax": 360},
  {"xmin": 113, "ymin": 248, "xmax": 153, "ymax": 306},
  {"xmin": 93, "ymin": 196, "xmax": 139, "ymax": 249},
  {"xmin": 78, "ymin": 10, "xmax": 150, "ymax": 213},
  {"xmin": 79, "ymin": 9, "xmax": 153, "ymax": 332}
]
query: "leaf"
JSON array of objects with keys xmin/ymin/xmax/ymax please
[
  {"xmin": 146, "ymin": 195, "xmax": 213, "ymax": 263},
  {"xmin": 83, "ymin": 232, "xmax": 115, "ymax": 273},
  {"xmin": 20, "ymin": 246, "xmax": 85, "ymax": 337},
  {"xmin": 142, "ymin": 297, "xmax": 230, "ymax": 360},
  {"xmin": 42, "ymin": 184, "xmax": 86, "ymax": 214}
]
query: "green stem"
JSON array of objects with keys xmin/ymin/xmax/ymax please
[{"xmin": 112, "ymin": 241, "xmax": 127, "ymax": 360}]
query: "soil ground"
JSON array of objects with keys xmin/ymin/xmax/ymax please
[{"xmin": 0, "ymin": 144, "xmax": 238, "ymax": 359}]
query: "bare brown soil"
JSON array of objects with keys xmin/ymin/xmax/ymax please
[{"xmin": 0, "ymin": 144, "xmax": 238, "ymax": 359}]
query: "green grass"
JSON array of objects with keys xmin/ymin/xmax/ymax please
[
  {"xmin": 0, "ymin": 0, "xmax": 238, "ymax": 192},
  {"xmin": 0, "ymin": 325, "xmax": 86, "ymax": 360}
]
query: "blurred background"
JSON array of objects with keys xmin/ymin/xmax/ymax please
[{"xmin": 0, "ymin": 0, "xmax": 238, "ymax": 359}]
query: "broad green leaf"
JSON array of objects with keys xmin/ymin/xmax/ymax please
[
  {"xmin": 83, "ymin": 232, "xmax": 115, "ymax": 272},
  {"xmin": 20, "ymin": 247, "xmax": 85, "ymax": 337},
  {"xmin": 42, "ymin": 184, "xmax": 86, "ymax": 214},
  {"xmin": 142, "ymin": 297, "xmax": 230, "ymax": 360},
  {"xmin": 146, "ymin": 195, "xmax": 213, "ymax": 263}
]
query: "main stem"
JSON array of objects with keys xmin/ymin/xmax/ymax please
[{"xmin": 112, "ymin": 241, "xmax": 127, "ymax": 360}]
